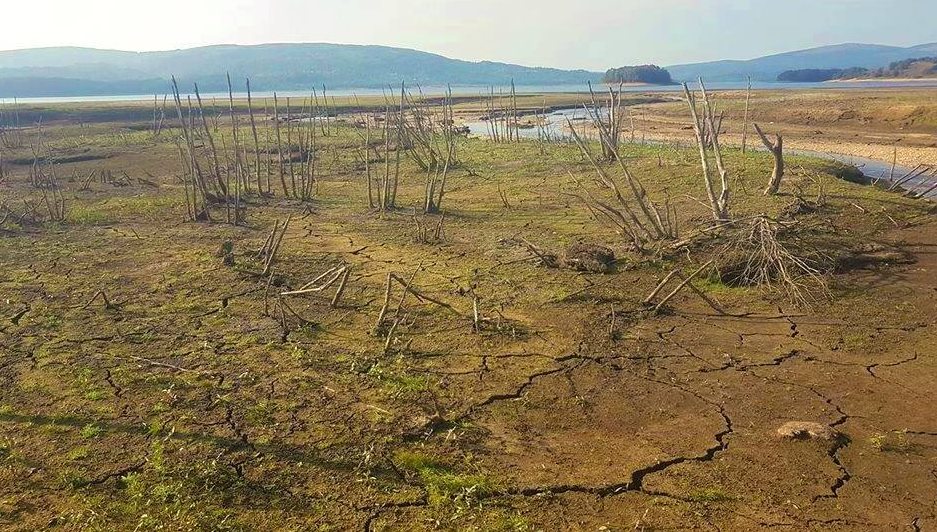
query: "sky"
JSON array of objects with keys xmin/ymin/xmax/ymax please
[{"xmin": 1, "ymin": 0, "xmax": 935, "ymax": 69}]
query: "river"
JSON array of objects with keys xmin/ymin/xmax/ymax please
[{"xmin": 463, "ymin": 107, "xmax": 937, "ymax": 199}]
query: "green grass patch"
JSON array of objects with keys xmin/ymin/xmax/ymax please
[
  {"xmin": 80, "ymin": 423, "xmax": 103, "ymax": 438},
  {"xmin": 393, "ymin": 450, "xmax": 494, "ymax": 507},
  {"xmin": 687, "ymin": 488, "xmax": 735, "ymax": 503}
]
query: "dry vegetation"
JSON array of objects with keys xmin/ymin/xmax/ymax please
[{"xmin": 1, "ymin": 82, "xmax": 936, "ymax": 531}]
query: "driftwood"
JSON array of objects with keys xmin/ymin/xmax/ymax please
[
  {"xmin": 331, "ymin": 268, "xmax": 352, "ymax": 307},
  {"xmin": 373, "ymin": 266, "xmax": 461, "ymax": 334},
  {"xmin": 279, "ymin": 264, "xmax": 352, "ymax": 308}
]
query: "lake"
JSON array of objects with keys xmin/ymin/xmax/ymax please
[{"xmin": 4, "ymin": 79, "xmax": 937, "ymax": 105}]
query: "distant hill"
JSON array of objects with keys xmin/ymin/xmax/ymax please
[
  {"xmin": 866, "ymin": 56, "xmax": 937, "ymax": 78},
  {"xmin": 667, "ymin": 42, "xmax": 937, "ymax": 82},
  {"xmin": 603, "ymin": 65, "xmax": 674, "ymax": 85},
  {"xmin": 0, "ymin": 44, "xmax": 602, "ymax": 97},
  {"xmin": 777, "ymin": 67, "xmax": 870, "ymax": 83},
  {"xmin": 778, "ymin": 56, "xmax": 937, "ymax": 83}
]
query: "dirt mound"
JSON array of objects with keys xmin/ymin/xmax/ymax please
[
  {"xmin": 836, "ymin": 242, "xmax": 915, "ymax": 271},
  {"xmin": 563, "ymin": 243, "xmax": 616, "ymax": 273}
]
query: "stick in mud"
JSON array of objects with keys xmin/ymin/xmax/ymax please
[
  {"xmin": 262, "ymin": 215, "xmax": 291, "ymax": 275},
  {"xmin": 331, "ymin": 267, "xmax": 352, "ymax": 307},
  {"xmin": 81, "ymin": 289, "xmax": 115, "ymax": 310},
  {"xmin": 644, "ymin": 269, "xmax": 681, "ymax": 305},
  {"xmin": 653, "ymin": 260, "xmax": 714, "ymax": 312}
]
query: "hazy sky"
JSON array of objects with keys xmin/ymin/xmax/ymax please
[{"xmin": 1, "ymin": 0, "xmax": 935, "ymax": 69}]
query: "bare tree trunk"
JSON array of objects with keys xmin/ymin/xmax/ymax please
[
  {"xmin": 286, "ymin": 97, "xmax": 296, "ymax": 198},
  {"xmin": 510, "ymin": 79, "xmax": 518, "ymax": 143},
  {"xmin": 754, "ymin": 123, "xmax": 784, "ymax": 195},
  {"xmin": 741, "ymin": 76, "xmax": 752, "ymax": 154},
  {"xmin": 153, "ymin": 94, "xmax": 159, "ymax": 136},
  {"xmin": 683, "ymin": 80, "xmax": 731, "ymax": 220},
  {"xmin": 273, "ymin": 93, "xmax": 288, "ymax": 197},
  {"xmin": 390, "ymin": 82, "xmax": 404, "ymax": 209},
  {"xmin": 365, "ymin": 115, "xmax": 374, "ymax": 208},
  {"xmin": 381, "ymin": 106, "xmax": 391, "ymax": 211},
  {"xmin": 246, "ymin": 78, "xmax": 263, "ymax": 194},
  {"xmin": 193, "ymin": 84, "xmax": 226, "ymax": 198},
  {"xmin": 226, "ymin": 73, "xmax": 242, "ymax": 223}
]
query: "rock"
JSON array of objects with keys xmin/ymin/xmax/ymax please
[
  {"xmin": 777, "ymin": 421, "xmax": 839, "ymax": 441},
  {"xmin": 563, "ymin": 243, "xmax": 616, "ymax": 273}
]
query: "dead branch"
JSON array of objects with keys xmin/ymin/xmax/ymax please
[{"xmin": 653, "ymin": 260, "xmax": 714, "ymax": 312}]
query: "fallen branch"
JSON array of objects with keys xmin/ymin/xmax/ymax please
[{"xmin": 651, "ymin": 260, "xmax": 714, "ymax": 312}]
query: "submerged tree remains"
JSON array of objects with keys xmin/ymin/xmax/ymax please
[{"xmin": 755, "ymin": 123, "xmax": 785, "ymax": 195}]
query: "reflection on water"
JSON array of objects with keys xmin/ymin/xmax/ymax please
[{"xmin": 463, "ymin": 107, "xmax": 593, "ymax": 142}]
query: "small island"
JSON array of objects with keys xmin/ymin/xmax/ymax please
[{"xmin": 603, "ymin": 64, "xmax": 675, "ymax": 85}]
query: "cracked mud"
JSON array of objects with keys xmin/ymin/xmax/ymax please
[{"xmin": 2, "ymin": 105, "xmax": 937, "ymax": 531}]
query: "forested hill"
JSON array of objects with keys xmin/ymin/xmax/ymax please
[
  {"xmin": 778, "ymin": 57, "xmax": 937, "ymax": 82},
  {"xmin": 0, "ymin": 44, "xmax": 602, "ymax": 97}
]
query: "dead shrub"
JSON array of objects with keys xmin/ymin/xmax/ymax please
[{"xmin": 714, "ymin": 216, "xmax": 830, "ymax": 305}]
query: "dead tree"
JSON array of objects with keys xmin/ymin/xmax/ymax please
[
  {"xmin": 365, "ymin": 115, "xmax": 375, "ymax": 208},
  {"xmin": 385, "ymin": 84, "xmax": 405, "ymax": 210},
  {"xmin": 567, "ymin": 120, "xmax": 676, "ymax": 250},
  {"xmin": 171, "ymin": 76, "xmax": 211, "ymax": 220},
  {"xmin": 741, "ymin": 76, "xmax": 752, "ymax": 154},
  {"xmin": 246, "ymin": 78, "xmax": 265, "ymax": 194},
  {"xmin": 298, "ymin": 95, "xmax": 317, "ymax": 202},
  {"xmin": 422, "ymin": 87, "xmax": 456, "ymax": 213},
  {"xmin": 683, "ymin": 80, "xmax": 731, "ymax": 221},
  {"xmin": 377, "ymin": 106, "xmax": 397, "ymax": 211},
  {"xmin": 33, "ymin": 137, "xmax": 66, "ymax": 222},
  {"xmin": 272, "ymin": 93, "xmax": 288, "ymax": 197},
  {"xmin": 226, "ymin": 73, "xmax": 244, "ymax": 222},
  {"xmin": 587, "ymin": 81, "xmax": 625, "ymax": 160},
  {"xmin": 193, "ymin": 84, "xmax": 227, "ymax": 201},
  {"xmin": 754, "ymin": 123, "xmax": 784, "ymax": 196}
]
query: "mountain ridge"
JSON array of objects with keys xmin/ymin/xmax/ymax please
[
  {"xmin": 0, "ymin": 43, "xmax": 601, "ymax": 97},
  {"xmin": 3, "ymin": 41, "xmax": 937, "ymax": 97},
  {"xmin": 667, "ymin": 42, "xmax": 937, "ymax": 82}
]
